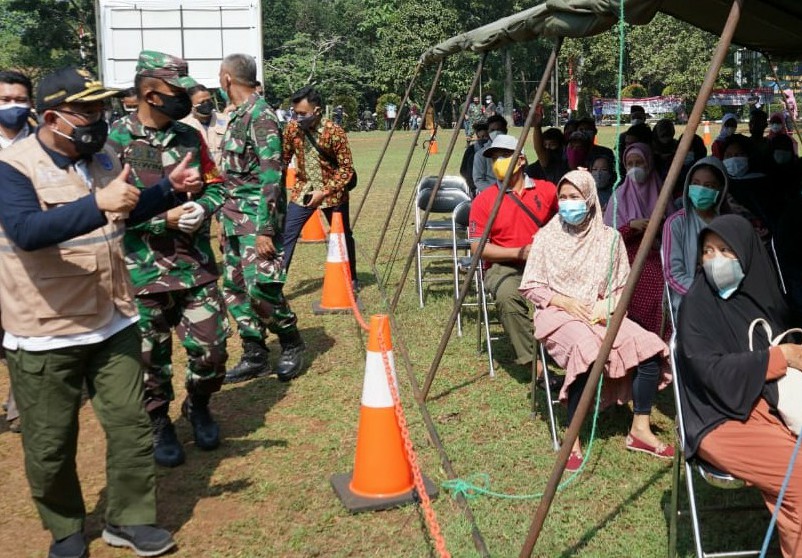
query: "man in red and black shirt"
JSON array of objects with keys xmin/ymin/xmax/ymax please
[{"xmin": 469, "ymin": 134, "xmax": 558, "ymax": 367}]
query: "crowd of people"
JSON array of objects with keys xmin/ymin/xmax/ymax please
[
  {"xmin": 461, "ymin": 100, "xmax": 802, "ymax": 554},
  {"xmin": 0, "ymin": 50, "xmax": 355, "ymax": 558}
]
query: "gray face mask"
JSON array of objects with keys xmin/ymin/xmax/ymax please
[{"xmin": 703, "ymin": 254, "xmax": 744, "ymax": 299}]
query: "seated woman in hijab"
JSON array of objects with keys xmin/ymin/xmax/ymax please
[
  {"xmin": 521, "ymin": 169, "xmax": 673, "ymax": 473},
  {"xmin": 677, "ymin": 214, "xmax": 802, "ymax": 558},
  {"xmin": 652, "ymin": 118, "xmax": 678, "ymax": 180},
  {"xmin": 711, "ymin": 113, "xmax": 738, "ymax": 160},
  {"xmin": 768, "ymin": 112, "xmax": 799, "ymax": 156},
  {"xmin": 604, "ymin": 142, "xmax": 675, "ymax": 337},
  {"xmin": 663, "ymin": 157, "xmax": 729, "ymax": 316},
  {"xmin": 722, "ymin": 133, "xmax": 775, "ymax": 238}
]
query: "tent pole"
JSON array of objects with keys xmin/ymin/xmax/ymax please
[
  {"xmin": 765, "ymin": 54, "xmax": 802, "ymax": 149},
  {"xmin": 518, "ymin": 1, "xmax": 744, "ymax": 555},
  {"xmin": 371, "ymin": 60, "xmax": 444, "ymax": 268},
  {"xmin": 420, "ymin": 37, "xmax": 564, "ymax": 401},
  {"xmin": 390, "ymin": 53, "xmax": 487, "ymax": 311},
  {"xmin": 353, "ymin": 61, "xmax": 423, "ymax": 229}
]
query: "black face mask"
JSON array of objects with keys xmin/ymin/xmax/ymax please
[
  {"xmin": 55, "ymin": 113, "xmax": 109, "ymax": 156},
  {"xmin": 152, "ymin": 91, "xmax": 192, "ymax": 120},
  {"xmin": 194, "ymin": 100, "xmax": 214, "ymax": 117}
]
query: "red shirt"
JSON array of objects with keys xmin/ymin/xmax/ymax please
[{"xmin": 469, "ymin": 176, "xmax": 558, "ymax": 249}]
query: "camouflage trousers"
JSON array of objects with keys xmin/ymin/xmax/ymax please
[
  {"xmin": 136, "ymin": 281, "xmax": 230, "ymax": 412},
  {"xmin": 221, "ymin": 233, "xmax": 298, "ymax": 343}
]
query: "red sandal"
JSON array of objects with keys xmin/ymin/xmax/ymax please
[{"xmin": 626, "ymin": 433, "xmax": 674, "ymax": 459}]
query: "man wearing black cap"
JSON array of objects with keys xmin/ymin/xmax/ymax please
[{"xmin": 0, "ymin": 67, "xmax": 200, "ymax": 558}]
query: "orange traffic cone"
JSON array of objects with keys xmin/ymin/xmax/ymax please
[
  {"xmin": 312, "ymin": 212, "xmax": 358, "ymax": 314},
  {"xmin": 703, "ymin": 120, "xmax": 711, "ymax": 147},
  {"xmin": 428, "ymin": 137, "xmax": 439, "ymax": 154},
  {"xmin": 330, "ymin": 315, "xmax": 437, "ymax": 512},
  {"xmin": 299, "ymin": 209, "xmax": 327, "ymax": 243}
]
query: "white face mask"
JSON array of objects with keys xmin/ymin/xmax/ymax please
[
  {"xmin": 489, "ymin": 130, "xmax": 501, "ymax": 141},
  {"xmin": 631, "ymin": 118, "xmax": 644, "ymax": 126},
  {"xmin": 770, "ymin": 123, "xmax": 784, "ymax": 134},
  {"xmin": 703, "ymin": 254, "xmax": 744, "ymax": 299},
  {"xmin": 723, "ymin": 156, "xmax": 749, "ymax": 177},
  {"xmin": 627, "ymin": 166, "xmax": 647, "ymax": 184}
]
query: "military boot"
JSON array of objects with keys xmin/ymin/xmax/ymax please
[
  {"xmin": 181, "ymin": 393, "xmax": 220, "ymax": 450},
  {"xmin": 223, "ymin": 339, "xmax": 271, "ymax": 384},
  {"xmin": 150, "ymin": 409, "xmax": 185, "ymax": 468},
  {"xmin": 276, "ymin": 332, "xmax": 306, "ymax": 382}
]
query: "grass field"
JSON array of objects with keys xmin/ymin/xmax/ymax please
[{"xmin": 0, "ymin": 125, "xmax": 778, "ymax": 557}]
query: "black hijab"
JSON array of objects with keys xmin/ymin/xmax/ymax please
[{"xmin": 677, "ymin": 214, "xmax": 792, "ymax": 457}]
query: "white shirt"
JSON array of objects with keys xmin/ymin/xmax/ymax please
[{"xmin": 0, "ymin": 123, "xmax": 30, "ymax": 150}]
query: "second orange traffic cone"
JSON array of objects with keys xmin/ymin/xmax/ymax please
[
  {"xmin": 703, "ymin": 120, "xmax": 711, "ymax": 147},
  {"xmin": 428, "ymin": 137, "xmax": 439, "ymax": 154},
  {"xmin": 299, "ymin": 209, "xmax": 327, "ymax": 243},
  {"xmin": 312, "ymin": 211, "xmax": 357, "ymax": 314},
  {"xmin": 330, "ymin": 315, "xmax": 437, "ymax": 512}
]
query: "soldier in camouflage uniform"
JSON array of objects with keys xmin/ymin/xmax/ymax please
[
  {"xmin": 107, "ymin": 51, "xmax": 229, "ymax": 468},
  {"xmin": 217, "ymin": 53, "xmax": 305, "ymax": 383}
]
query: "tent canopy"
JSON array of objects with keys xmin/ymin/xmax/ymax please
[{"xmin": 419, "ymin": 0, "xmax": 802, "ymax": 64}]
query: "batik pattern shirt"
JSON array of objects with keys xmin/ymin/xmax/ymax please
[
  {"xmin": 219, "ymin": 93, "xmax": 284, "ymax": 237},
  {"xmin": 282, "ymin": 117, "xmax": 354, "ymax": 208},
  {"xmin": 108, "ymin": 113, "xmax": 224, "ymax": 293}
]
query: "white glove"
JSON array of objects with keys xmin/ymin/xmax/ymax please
[{"xmin": 177, "ymin": 201, "xmax": 205, "ymax": 233}]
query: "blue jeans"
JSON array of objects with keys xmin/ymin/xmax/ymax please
[{"xmin": 281, "ymin": 201, "xmax": 357, "ymax": 281}]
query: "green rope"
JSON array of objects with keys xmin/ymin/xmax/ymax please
[{"xmin": 442, "ymin": 3, "xmax": 628, "ymax": 502}]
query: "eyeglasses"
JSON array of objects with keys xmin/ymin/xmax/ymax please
[{"xmin": 57, "ymin": 109, "xmax": 103, "ymax": 123}]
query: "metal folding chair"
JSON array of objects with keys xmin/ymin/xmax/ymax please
[
  {"xmin": 534, "ymin": 342, "xmax": 561, "ymax": 452},
  {"xmin": 451, "ymin": 201, "xmax": 478, "ymax": 338}
]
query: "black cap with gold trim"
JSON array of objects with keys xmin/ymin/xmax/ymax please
[{"xmin": 36, "ymin": 67, "xmax": 117, "ymax": 112}]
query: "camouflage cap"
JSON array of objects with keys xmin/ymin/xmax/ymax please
[{"xmin": 135, "ymin": 50, "xmax": 198, "ymax": 89}]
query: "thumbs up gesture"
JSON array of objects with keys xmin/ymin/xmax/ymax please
[
  {"xmin": 95, "ymin": 164, "xmax": 141, "ymax": 213},
  {"xmin": 168, "ymin": 152, "xmax": 203, "ymax": 194}
]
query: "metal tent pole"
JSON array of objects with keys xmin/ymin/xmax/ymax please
[
  {"xmin": 518, "ymin": 2, "xmax": 744, "ymax": 555},
  {"xmin": 390, "ymin": 53, "xmax": 488, "ymax": 311},
  {"xmin": 419, "ymin": 38, "xmax": 564, "ymax": 401},
  {"xmin": 371, "ymin": 60, "xmax": 444, "ymax": 268},
  {"xmin": 352, "ymin": 61, "xmax": 423, "ymax": 228}
]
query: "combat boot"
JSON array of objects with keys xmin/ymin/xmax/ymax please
[
  {"xmin": 150, "ymin": 410, "xmax": 185, "ymax": 468},
  {"xmin": 276, "ymin": 332, "xmax": 306, "ymax": 382},
  {"xmin": 181, "ymin": 393, "xmax": 220, "ymax": 450},
  {"xmin": 224, "ymin": 339, "xmax": 271, "ymax": 384}
]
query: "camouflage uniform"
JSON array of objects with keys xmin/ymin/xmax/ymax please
[
  {"xmin": 220, "ymin": 92, "xmax": 299, "ymax": 346},
  {"xmin": 107, "ymin": 55, "xmax": 229, "ymax": 413}
]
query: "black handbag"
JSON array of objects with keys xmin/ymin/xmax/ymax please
[{"xmin": 302, "ymin": 129, "xmax": 358, "ymax": 190}]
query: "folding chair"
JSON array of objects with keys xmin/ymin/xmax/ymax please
[
  {"xmin": 416, "ymin": 176, "xmax": 472, "ymax": 234},
  {"xmin": 534, "ymin": 342, "xmax": 561, "ymax": 452},
  {"xmin": 415, "ymin": 187, "xmax": 471, "ymax": 307},
  {"xmin": 451, "ymin": 200, "xmax": 477, "ymax": 338},
  {"xmin": 666, "ymin": 285, "xmax": 761, "ymax": 558}
]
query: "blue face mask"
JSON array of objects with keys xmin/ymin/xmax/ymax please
[
  {"xmin": 703, "ymin": 254, "xmax": 744, "ymax": 299},
  {"xmin": 558, "ymin": 199, "xmax": 589, "ymax": 226},
  {"xmin": 0, "ymin": 103, "xmax": 30, "ymax": 131},
  {"xmin": 688, "ymin": 184, "xmax": 720, "ymax": 211}
]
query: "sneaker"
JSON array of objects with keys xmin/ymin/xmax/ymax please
[
  {"xmin": 223, "ymin": 339, "xmax": 271, "ymax": 384},
  {"xmin": 151, "ymin": 414, "xmax": 185, "ymax": 468},
  {"xmin": 181, "ymin": 395, "xmax": 220, "ymax": 450},
  {"xmin": 48, "ymin": 532, "xmax": 86, "ymax": 558},
  {"xmin": 276, "ymin": 340, "xmax": 306, "ymax": 382},
  {"xmin": 102, "ymin": 524, "xmax": 175, "ymax": 557}
]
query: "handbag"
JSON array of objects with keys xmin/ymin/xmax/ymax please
[
  {"xmin": 302, "ymin": 129, "xmax": 358, "ymax": 191},
  {"xmin": 748, "ymin": 318, "xmax": 802, "ymax": 435}
]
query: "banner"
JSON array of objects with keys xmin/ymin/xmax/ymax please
[
  {"xmin": 593, "ymin": 96, "xmax": 683, "ymax": 116},
  {"xmin": 706, "ymin": 88, "xmax": 773, "ymax": 106}
]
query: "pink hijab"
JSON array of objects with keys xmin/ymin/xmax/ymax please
[{"xmin": 603, "ymin": 142, "xmax": 674, "ymax": 228}]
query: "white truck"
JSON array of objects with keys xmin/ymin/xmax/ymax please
[{"xmin": 95, "ymin": 0, "xmax": 263, "ymax": 89}]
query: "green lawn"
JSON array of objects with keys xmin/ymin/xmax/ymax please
[{"xmin": 0, "ymin": 126, "xmax": 777, "ymax": 557}]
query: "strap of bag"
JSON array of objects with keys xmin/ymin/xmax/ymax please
[
  {"xmin": 748, "ymin": 318, "xmax": 802, "ymax": 349},
  {"xmin": 303, "ymin": 128, "xmax": 339, "ymax": 169},
  {"xmin": 505, "ymin": 189, "xmax": 544, "ymax": 228}
]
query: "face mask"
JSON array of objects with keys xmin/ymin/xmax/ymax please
[
  {"xmin": 476, "ymin": 138, "xmax": 489, "ymax": 148},
  {"xmin": 123, "ymin": 105, "xmax": 137, "ymax": 113},
  {"xmin": 295, "ymin": 113, "xmax": 318, "ymax": 131},
  {"xmin": 721, "ymin": 127, "xmax": 735, "ymax": 138},
  {"xmin": 688, "ymin": 184, "xmax": 720, "ymax": 210},
  {"xmin": 703, "ymin": 254, "xmax": 744, "ymax": 299},
  {"xmin": 683, "ymin": 152, "xmax": 696, "ymax": 166},
  {"xmin": 774, "ymin": 150, "xmax": 793, "ymax": 165},
  {"xmin": 492, "ymin": 156, "xmax": 518, "ymax": 182},
  {"xmin": 151, "ymin": 91, "xmax": 192, "ymax": 120},
  {"xmin": 631, "ymin": 118, "xmax": 644, "ymax": 126},
  {"xmin": 0, "ymin": 103, "xmax": 30, "ymax": 131},
  {"xmin": 566, "ymin": 146, "xmax": 588, "ymax": 169},
  {"xmin": 770, "ymin": 123, "xmax": 784, "ymax": 134},
  {"xmin": 54, "ymin": 112, "xmax": 109, "ymax": 156},
  {"xmin": 591, "ymin": 169, "xmax": 612, "ymax": 190},
  {"xmin": 194, "ymin": 100, "xmax": 214, "ymax": 117},
  {"xmin": 627, "ymin": 166, "xmax": 647, "ymax": 184},
  {"xmin": 723, "ymin": 156, "xmax": 749, "ymax": 177},
  {"xmin": 489, "ymin": 130, "xmax": 501, "ymax": 141},
  {"xmin": 558, "ymin": 199, "xmax": 589, "ymax": 225}
]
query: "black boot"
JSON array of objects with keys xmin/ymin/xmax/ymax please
[
  {"xmin": 150, "ymin": 410, "xmax": 185, "ymax": 468},
  {"xmin": 181, "ymin": 393, "xmax": 220, "ymax": 450},
  {"xmin": 276, "ymin": 332, "xmax": 306, "ymax": 382},
  {"xmin": 223, "ymin": 339, "xmax": 271, "ymax": 384}
]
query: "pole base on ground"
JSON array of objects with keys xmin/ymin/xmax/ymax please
[
  {"xmin": 312, "ymin": 298, "xmax": 363, "ymax": 315},
  {"xmin": 330, "ymin": 471, "xmax": 439, "ymax": 513}
]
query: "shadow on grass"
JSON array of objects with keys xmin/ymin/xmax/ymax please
[{"xmin": 428, "ymin": 370, "xmax": 490, "ymax": 402}]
